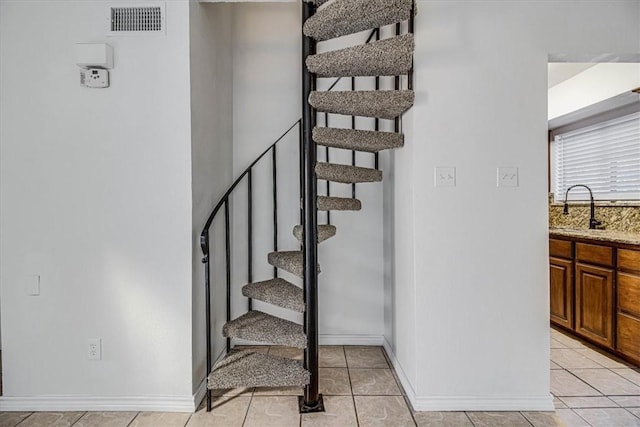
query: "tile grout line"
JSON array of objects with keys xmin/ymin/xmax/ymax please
[
  {"xmin": 126, "ymin": 411, "xmax": 141, "ymax": 427},
  {"xmin": 240, "ymin": 346, "xmax": 262, "ymax": 427},
  {"xmin": 379, "ymin": 346, "xmax": 417, "ymax": 426},
  {"xmin": 561, "ymin": 365, "xmax": 608, "ymax": 397},
  {"xmin": 609, "ymin": 368, "xmax": 640, "ymax": 388},
  {"xmin": 518, "ymin": 411, "xmax": 536, "ymax": 427},
  {"xmin": 462, "ymin": 411, "xmax": 478, "ymax": 427},
  {"xmin": 183, "ymin": 412, "xmax": 193, "ymax": 427},
  {"xmin": 70, "ymin": 411, "xmax": 88, "ymax": 426},
  {"xmin": 344, "ymin": 346, "xmax": 364, "ymax": 427},
  {"xmin": 12, "ymin": 412, "xmax": 33, "ymax": 427},
  {"xmin": 568, "ymin": 408, "xmax": 595, "ymax": 426},
  {"xmin": 623, "ymin": 407, "xmax": 640, "ymax": 421}
]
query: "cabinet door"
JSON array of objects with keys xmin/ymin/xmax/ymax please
[
  {"xmin": 550, "ymin": 257, "xmax": 573, "ymax": 329},
  {"xmin": 617, "ymin": 271, "xmax": 640, "ymax": 364},
  {"xmin": 575, "ymin": 263, "xmax": 614, "ymax": 348},
  {"xmin": 617, "ymin": 312, "xmax": 640, "ymax": 365}
]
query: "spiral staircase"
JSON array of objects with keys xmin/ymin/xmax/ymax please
[{"xmin": 201, "ymin": 0, "xmax": 415, "ymax": 413}]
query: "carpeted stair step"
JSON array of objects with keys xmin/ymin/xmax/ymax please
[
  {"xmin": 304, "ymin": 0, "xmax": 413, "ymax": 41},
  {"xmin": 268, "ymin": 251, "xmax": 320, "ymax": 278},
  {"xmin": 242, "ymin": 278, "xmax": 305, "ymax": 313},
  {"xmin": 223, "ymin": 310, "xmax": 306, "ymax": 348},
  {"xmin": 208, "ymin": 349, "xmax": 309, "ymax": 390},
  {"xmin": 306, "ymin": 0, "xmax": 331, "ymax": 6},
  {"xmin": 316, "ymin": 162, "xmax": 382, "ymax": 184},
  {"xmin": 293, "ymin": 224, "xmax": 337, "ymax": 244},
  {"xmin": 309, "ymin": 90, "xmax": 414, "ymax": 119},
  {"xmin": 314, "ymin": 127, "xmax": 404, "ymax": 153},
  {"xmin": 318, "ymin": 196, "xmax": 362, "ymax": 211},
  {"xmin": 307, "ymin": 34, "xmax": 414, "ymax": 78}
]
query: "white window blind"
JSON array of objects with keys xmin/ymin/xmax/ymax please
[{"xmin": 553, "ymin": 111, "xmax": 640, "ymax": 202}]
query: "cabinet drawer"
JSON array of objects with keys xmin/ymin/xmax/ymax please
[
  {"xmin": 550, "ymin": 239, "xmax": 572, "ymax": 259},
  {"xmin": 619, "ymin": 272, "xmax": 640, "ymax": 318},
  {"xmin": 618, "ymin": 249, "xmax": 640, "ymax": 274},
  {"xmin": 617, "ymin": 312, "xmax": 640, "ymax": 364},
  {"xmin": 576, "ymin": 242, "xmax": 614, "ymax": 267}
]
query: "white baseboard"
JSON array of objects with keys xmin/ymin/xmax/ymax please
[
  {"xmin": 382, "ymin": 337, "xmax": 554, "ymax": 412},
  {"xmin": 382, "ymin": 337, "xmax": 417, "ymax": 406},
  {"xmin": 320, "ymin": 334, "xmax": 384, "ymax": 346},
  {"xmin": 0, "ymin": 350, "xmax": 227, "ymax": 413},
  {"xmin": 0, "ymin": 395, "xmax": 197, "ymax": 413},
  {"xmin": 411, "ymin": 395, "xmax": 555, "ymax": 411},
  {"xmin": 192, "ymin": 379, "xmax": 207, "ymax": 411}
]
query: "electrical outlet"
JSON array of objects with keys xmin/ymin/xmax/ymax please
[{"xmin": 88, "ymin": 338, "xmax": 102, "ymax": 361}]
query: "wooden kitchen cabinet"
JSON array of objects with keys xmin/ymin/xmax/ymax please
[
  {"xmin": 550, "ymin": 233, "xmax": 640, "ymax": 366},
  {"xmin": 575, "ymin": 262, "xmax": 614, "ymax": 348},
  {"xmin": 550, "ymin": 239, "xmax": 574, "ymax": 329},
  {"xmin": 550, "ymin": 257, "xmax": 573, "ymax": 329},
  {"xmin": 617, "ymin": 248, "xmax": 640, "ymax": 365},
  {"xmin": 574, "ymin": 242, "xmax": 615, "ymax": 348}
]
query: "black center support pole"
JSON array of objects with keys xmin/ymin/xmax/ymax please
[
  {"xmin": 300, "ymin": 0, "xmax": 324, "ymax": 414},
  {"xmin": 247, "ymin": 169, "xmax": 253, "ymax": 311}
]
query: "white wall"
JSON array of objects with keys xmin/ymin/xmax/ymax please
[
  {"xmin": 228, "ymin": 3, "xmax": 385, "ymax": 344},
  {"xmin": 189, "ymin": 1, "xmax": 234, "ymax": 396},
  {"xmin": 0, "ymin": 0, "xmax": 195, "ymax": 410},
  {"xmin": 549, "ymin": 63, "xmax": 640, "ymax": 119},
  {"xmin": 384, "ymin": 0, "xmax": 640, "ymax": 411}
]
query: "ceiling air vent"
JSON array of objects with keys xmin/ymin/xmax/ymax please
[{"xmin": 108, "ymin": 3, "xmax": 165, "ymax": 36}]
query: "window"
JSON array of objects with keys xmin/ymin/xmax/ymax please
[{"xmin": 552, "ymin": 111, "xmax": 640, "ymax": 202}]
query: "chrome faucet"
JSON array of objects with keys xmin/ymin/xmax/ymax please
[{"xmin": 562, "ymin": 184, "xmax": 602, "ymax": 230}]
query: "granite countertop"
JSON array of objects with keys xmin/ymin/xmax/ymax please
[{"xmin": 550, "ymin": 228, "xmax": 640, "ymax": 246}]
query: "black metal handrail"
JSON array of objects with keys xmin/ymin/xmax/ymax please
[{"xmin": 200, "ymin": 119, "xmax": 301, "ymax": 239}]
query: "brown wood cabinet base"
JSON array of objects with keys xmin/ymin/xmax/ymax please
[{"xmin": 550, "ymin": 234, "xmax": 640, "ymax": 368}]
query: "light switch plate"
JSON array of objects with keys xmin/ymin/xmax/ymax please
[
  {"xmin": 497, "ymin": 167, "xmax": 519, "ymax": 188},
  {"xmin": 26, "ymin": 274, "xmax": 40, "ymax": 296},
  {"xmin": 435, "ymin": 167, "xmax": 456, "ymax": 187}
]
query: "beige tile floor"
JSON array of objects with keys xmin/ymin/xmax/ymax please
[{"xmin": 1, "ymin": 330, "xmax": 640, "ymax": 426}]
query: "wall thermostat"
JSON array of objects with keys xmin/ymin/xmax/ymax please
[{"xmin": 80, "ymin": 68, "xmax": 109, "ymax": 88}]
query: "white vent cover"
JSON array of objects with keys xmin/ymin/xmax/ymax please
[{"xmin": 108, "ymin": 3, "xmax": 165, "ymax": 36}]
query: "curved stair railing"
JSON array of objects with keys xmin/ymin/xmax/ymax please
[
  {"xmin": 202, "ymin": 0, "xmax": 415, "ymax": 414},
  {"xmin": 200, "ymin": 119, "xmax": 300, "ymax": 411}
]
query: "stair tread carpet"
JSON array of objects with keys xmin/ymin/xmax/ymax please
[
  {"xmin": 208, "ymin": 349, "xmax": 310, "ymax": 390},
  {"xmin": 307, "ymin": 34, "xmax": 414, "ymax": 78},
  {"xmin": 242, "ymin": 278, "xmax": 305, "ymax": 313},
  {"xmin": 223, "ymin": 310, "xmax": 307, "ymax": 348},
  {"xmin": 316, "ymin": 162, "xmax": 382, "ymax": 184},
  {"xmin": 268, "ymin": 250, "xmax": 320, "ymax": 278},
  {"xmin": 317, "ymin": 196, "xmax": 362, "ymax": 211},
  {"xmin": 311, "ymin": 0, "xmax": 331, "ymax": 6},
  {"xmin": 304, "ymin": 0, "xmax": 413, "ymax": 41},
  {"xmin": 303, "ymin": 0, "xmax": 331, "ymax": 6},
  {"xmin": 293, "ymin": 224, "xmax": 337, "ymax": 244},
  {"xmin": 309, "ymin": 90, "xmax": 414, "ymax": 119},
  {"xmin": 313, "ymin": 127, "xmax": 404, "ymax": 153}
]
